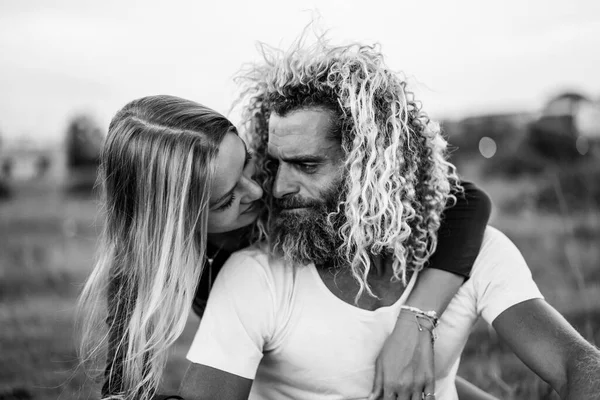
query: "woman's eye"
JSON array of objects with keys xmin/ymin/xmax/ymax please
[{"xmin": 216, "ymin": 194, "xmax": 236, "ymax": 212}]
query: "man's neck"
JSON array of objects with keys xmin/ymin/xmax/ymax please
[
  {"xmin": 369, "ymin": 254, "xmax": 392, "ymax": 277},
  {"xmin": 315, "ymin": 255, "xmax": 407, "ymax": 311}
]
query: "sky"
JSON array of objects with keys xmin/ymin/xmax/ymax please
[{"xmin": 1, "ymin": 0, "xmax": 600, "ymax": 144}]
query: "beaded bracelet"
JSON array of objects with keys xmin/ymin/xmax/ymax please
[
  {"xmin": 398, "ymin": 305, "xmax": 439, "ymax": 343},
  {"xmin": 397, "ymin": 313, "xmax": 437, "ymax": 344},
  {"xmin": 399, "ymin": 305, "xmax": 439, "ymax": 328}
]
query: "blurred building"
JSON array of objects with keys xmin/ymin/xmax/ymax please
[
  {"xmin": 0, "ymin": 113, "xmax": 103, "ymax": 197},
  {"xmin": 443, "ymin": 111, "xmax": 536, "ymax": 162},
  {"xmin": 540, "ymin": 92, "xmax": 600, "ymax": 139},
  {"xmin": 532, "ymin": 91, "xmax": 600, "ymax": 157},
  {"xmin": 0, "ymin": 139, "xmax": 66, "ymax": 183}
]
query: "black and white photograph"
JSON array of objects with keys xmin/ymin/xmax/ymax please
[{"xmin": 1, "ymin": 1, "xmax": 599, "ymax": 399}]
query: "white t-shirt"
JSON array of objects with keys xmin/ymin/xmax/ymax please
[{"xmin": 187, "ymin": 226, "xmax": 544, "ymax": 400}]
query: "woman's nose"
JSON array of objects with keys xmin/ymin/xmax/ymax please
[{"xmin": 243, "ymin": 176, "xmax": 263, "ymax": 202}]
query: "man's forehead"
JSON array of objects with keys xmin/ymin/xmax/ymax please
[
  {"xmin": 267, "ymin": 109, "xmax": 339, "ymax": 155},
  {"xmin": 267, "ymin": 131, "xmax": 340, "ymax": 158},
  {"xmin": 268, "ymin": 140, "xmax": 338, "ymax": 159}
]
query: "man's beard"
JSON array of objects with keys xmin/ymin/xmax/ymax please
[{"xmin": 269, "ymin": 182, "xmax": 345, "ymax": 267}]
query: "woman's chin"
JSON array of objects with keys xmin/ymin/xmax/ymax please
[
  {"xmin": 240, "ymin": 209, "xmax": 260, "ymax": 225},
  {"xmin": 210, "ymin": 214, "xmax": 259, "ymax": 236}
]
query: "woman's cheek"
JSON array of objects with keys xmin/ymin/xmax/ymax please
[{"xmin": 225, "ymin": 207, "xmax": 240, "ymax": 225}]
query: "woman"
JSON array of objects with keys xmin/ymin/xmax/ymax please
[{"xmin": 77, "ymin": 95, "xmax": 491, "ymax": 400}]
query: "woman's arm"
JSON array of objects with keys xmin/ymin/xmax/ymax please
[
  {"xmin": 369, "ymin": 181, "xmax": 492, "ymax": 400},
  {"xmin": 455, "ymin": 377, "xmax": 500, "ymax": 400},
  {"xmin": 180, "ymin": 364, "xmax": 252, "ymax": 400}
]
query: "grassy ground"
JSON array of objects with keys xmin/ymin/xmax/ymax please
[
  {"xmin": 456, "ymin": 166, "xmax": 600, "ymax": 399},
  {"xmin": 0, "ymin": 189, "xmax": 101, "ymax": 399},
  {"xmin": 0, "ymin": 174, "xmax": 598, "ymax": 400}
]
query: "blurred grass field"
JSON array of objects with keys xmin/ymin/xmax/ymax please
[{"xmin": 0, "ymin": 171, "xmax": 599, "ymax": 400}]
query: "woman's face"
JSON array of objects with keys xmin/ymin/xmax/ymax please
[{"xmin": 207, "ymin": 132, "xmax": 263, "ymax": 233}]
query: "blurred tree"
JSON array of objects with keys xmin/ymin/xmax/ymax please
[
  {"xmin": 524, "ymin": 91, "xmax": 593, "ymax": 163},
  {"xmin": 463, "ymin": 92, "xmax": 598, "ymax": 178},
  {"xmin": 65, "ymin": 114, "xmax": 103, "ymax": 168},
  {"xmin": 444, "ymin": 112, "xmax": 532, "ymax": 171},
  {"xmin": 0, "ymin": 133, "xmax": 10, "ymax": 199},
  {"xmin": 542, "ymin": 92, "xmax": 589, "ymax": 117},
  {"xmin": 527, "ymin": 115, "xmax": 581, "ymax": 162},
  {"xmin": 64, "ymin": 113, "xmax": 104, "ymax": 196},
  {"xmin": 1, "ymin": 158, "xmax": 12, "ymax": 177}
]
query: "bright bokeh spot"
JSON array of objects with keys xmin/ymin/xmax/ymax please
[
  {"xmin": 479, "ymin": 137, "xmax": 497, "ymax": 159},
  {"xmin": 576, "ymin": 136, "xmax": 589, "ymax": 155}
]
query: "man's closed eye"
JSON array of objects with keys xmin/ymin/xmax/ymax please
[{"xmin": 297, "ymin": 163, "xmax": 318, "ymax": 174}]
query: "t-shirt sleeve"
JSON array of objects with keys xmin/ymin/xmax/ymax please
[
  {"xmin": 427, "ymin": 181, "xmax": 492, "ymax": 279},
  {"xmin": 186, "ymin": 251, "xmax": 275, "ymax": 380},
  {"xmin": 472, "ymin": 227, "xmax": 544, "ymax": 324}
]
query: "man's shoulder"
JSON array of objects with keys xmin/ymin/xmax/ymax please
[
  {"xmin": 469, "ymin": 225, "xmax": 532, "ymax": 281},
  {"xmin": 219, "ymin": 243, "xmax": 294, "ymax": 288},
  {"xmin": 468, "ymin": 226, "xmax": 529, "ymax": 279},
  {"xmin": 482, "ymin": 225, "xmax": 510, "ymax": 242},
  {"xmin": 467, "ymin": 226, "xmax": 543, "ymax": 323},
  {"xmin": 228, "ymin": 242, "xmax": 270, "ymax": 266},
  {"xmin": 479, "ymin": 225, "xmax": 521, "ymax": 258}
]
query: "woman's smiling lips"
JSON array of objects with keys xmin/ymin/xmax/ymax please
[{"xmin": 241, "ymin": 202, "xmax": 258, "ymax": 215}]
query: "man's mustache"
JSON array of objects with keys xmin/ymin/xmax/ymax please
[{"xmin": 273, "ymin": 196, "xmax": 324, "ymax": 210}]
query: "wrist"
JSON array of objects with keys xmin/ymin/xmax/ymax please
[
  {"xmin": 398, "ymin": 305, "xmax": 439, "ymax": 343},
  {"xmin": 399, "ymin": 305, "xmax": 440, "ymax": 327}
]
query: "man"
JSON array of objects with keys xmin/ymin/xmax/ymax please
[{"xmin": 180, "ymin": 39, "xmax": 600, "ymax": 399}]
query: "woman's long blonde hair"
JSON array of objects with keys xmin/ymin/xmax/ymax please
[{"xmin": 77, "ymin": 95, "xmax": 234, "ymax": 400}]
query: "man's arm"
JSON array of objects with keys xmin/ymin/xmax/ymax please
[
  {"xmin": 181, "ymin": 252, "xmax": 275, "ymax": 400},
  {"xmin": 493, "ymin": 298, "xmax": 600, "ymax": 399},
  {"xmin": 179, "ymin": 364, "xmax": 252, "ymax": 400}
]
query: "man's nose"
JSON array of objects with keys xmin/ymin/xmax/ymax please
[{"xmin": 272, "ymin": 165, "xmax": 299, "ymax": 199}]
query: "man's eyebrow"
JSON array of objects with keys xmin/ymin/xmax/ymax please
[{"xmin": 276, "ymin": 154, "xmax": 325, "ymax": 163}]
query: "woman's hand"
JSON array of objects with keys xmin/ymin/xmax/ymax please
[{"xmin": 369, "ymin": 313, "xmax": 435, "ymax": 400}]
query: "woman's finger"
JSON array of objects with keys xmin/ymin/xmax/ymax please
[
  {"xmin": 410, "ymin": 390, "xmax": 423, "ymax": 400},
  {"xmin": 383, "ymin": 389, "xmax": 398, "ymax": 400},
  {"xmin": 408, "ymin": 374, "xmax": 426, "ymax": 400},
  {"xmin": 422, "ymin": 375, "xmax": 435, "ymax": 400},
  {"xmin": 422, "ymin": 390, "xmax": 436, "ymax": 400},
  {"xmin": 420, "ymin": 327, "xmax": 436, "ymax": 400}
]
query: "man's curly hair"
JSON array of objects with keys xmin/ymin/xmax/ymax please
[{"xmin": 236, "ymin": 35, "xmax": 461, "ymax": 300}]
